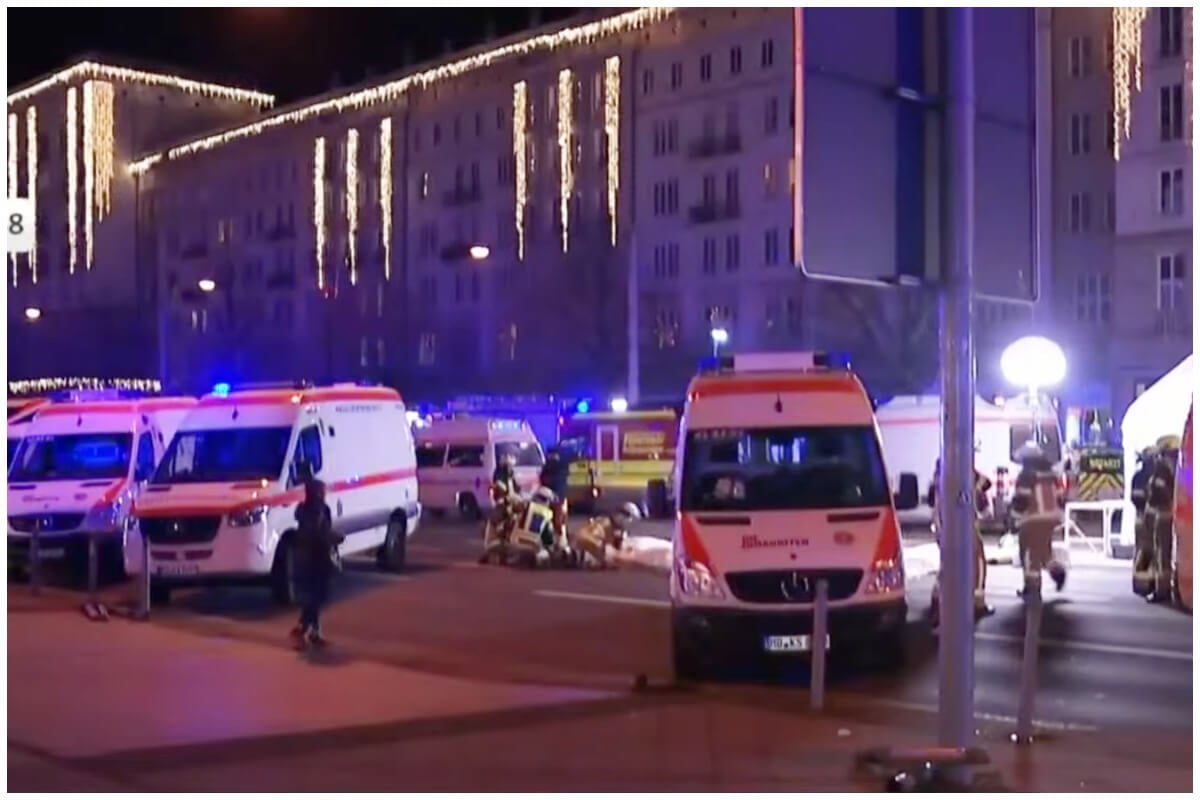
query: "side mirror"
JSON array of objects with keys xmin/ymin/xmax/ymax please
[{"xmin": 893, "ymin": 472, "xmax": 920, "ymax": 511}]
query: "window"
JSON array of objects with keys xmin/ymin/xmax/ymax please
[
  {"xmin": 1157, "ymin": 253, "xmax": 1187, "ymax": 310},
  {"xmin": 1008, "ymin": 421, "xmax": 1062, "ymax": 465},
  {"xmin": 1074, "ymin": 274, "xmax": 1111, "ymax": 324},
  {"xmin": 1067, "ymin": 36, "xmax": 1093, "ymax": 77},
  {"xmin": 670, "ymin": 61, "xmax": 683, "ymax": 90},
  {"xmin": 702, "ymin": 173, "xmax": 717, "ymax": 205},
  {"xmin": 725, "ymin": 235, "xmax": 740, "ymax": 272},
  {"xmin": 10, "ymin": 432, "xmax": 134, "ymax": 482},
  {"xmin": 761, "ymin": 38, "xmax": 775, "ymax": 68},
  {"xmin": 446, "ymin": 445, "xmax": 485, "ymax": 468},
  {"xmin": 432, "ymin": 123, "xmax": 441, "ymax": 146},
  {"xmin": 1068, "ymin": 192, "xmax": 1092, "ymax": 232},
  {"xmin": 702, "ymin": 237, "xmax": 717, "ymax": 275},
  {"xmin": 653, "ymin": 180, "xmax": 679, "ymax": 216},
  {"xmin": 419, "ymin": 332, "xmax": 437, "ymax": 366},
  {"xmin": 1160, "ymin": 83, "xmax": 1184, "ymax": 142},
  {"xmin": 729, "ymin": 46, "xmax": 743, "ymax": 75},
  {"xmin": 764, "ymin": 228, "xmax": 781, "ymax": 265},
  {"xmin": 1106, "ymin": 190, "xmax": 1117, "ymax": 231},
  {"xmin": 654, "ymin": 307, "xmax": 680, "ymax": 349},
  {"xmin": 700, "ymin": 54, "xmax": 712, "ymax": 83},
  {"xmin": 495, "ymin": 441, "xmax": 545, "ymax": 468},
  {"xmin": 1069, "ymin": 112, "xmax": 1091, "ymax": 155},
  {"xmin": 416, "ymin": 442, "xmax": 446, "ymax": 468},
  {"xmin": 1158, "ymin": 168, "xmax": 1185, "ymax": 216},
  {"xmin": 725, "ymin": 169, "xmax": 739, "ymax": 210},
  {"xmin": 680, "ymin": 426, "xmax": 889, "ymax": 512},
  {"xmin": 667, "ymin": 118, "xmax": 678, "ymax": 153},
  {"xmin": 653, "ymin": 243, "xmax": 680, "ymax": 279},
  {"xmin": 763, "ymin": 162, "xmax": 780, "ymax": 197},
  {"xmin": 652, "ymin": 120, "xmax": 667, "ymax": 157},
  {"xmin": 294, "ymin": 426, "xmax": 324, "ymax": 479},
  {"xmin": 764, "ymin": 96, "xmax": 779, "ymax": 134},
  {"xmin": 152, "ymin": 427, "xmax": 292, "ymax": 485},
  {"xmin": 642, "ymin": 68, "xmax": 655, "ymax": 95},
  {"xmin": 1159, "ymin": 8, "xmax": 1183, "ymax": 58}
]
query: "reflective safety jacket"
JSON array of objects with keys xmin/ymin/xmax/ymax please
[
  {"xmin": 1147, "ymin": 456, "xmax": 1177, "ymax": 515},
  {"xmin": 1011, "ymin": 466, "xmax": 1063, "ymax": 522}
]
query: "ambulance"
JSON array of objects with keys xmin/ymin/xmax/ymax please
[
  {"xmin": 415, "ymin": 417, "xmax": 544, "ymax": 518},
  {"xmin": 129, "ymin": 383, "xmax": 421, "ymax": 605},
  {"xmin": 670, "ymin": 353, "xmax": 916, "ymax": 677},
  {"xmin": 7, "ymin": 395, "xmax": 196, "ymax": 579},
  {"xmin": 1172, "ymin": 404, "xmax": 1192, "ymax": 610}
]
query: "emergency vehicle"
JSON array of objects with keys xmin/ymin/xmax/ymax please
[
  {"xmin": 7, "ymin": 395, "xmax": 196, "ymax": 578},
  {"xmin": 1172, "ymin": 404, "xmax": 1192, "ymax": 610},
  {"xmin": 8, "ymin": 397, "xmax": 49, "ymax": 468},
  {"xmin": 129, "ymin": 383, "xmax": 421, "ymax": 605},
  {"xmin": 670, "ymin": 353, "xmax": 916, "ymax": 678},
  {"xmin": 557, "ymin": 408, "xmax": 678, "ymax": 513},
  {"xmin": 415, "ymin": 417, "xmax": 544, "ymax": 518}
]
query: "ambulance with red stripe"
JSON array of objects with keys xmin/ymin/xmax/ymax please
[
  {"xmin": 129, "ymin": 384, "xmax": 420, "ymax": 604},
  {"xmin": 670, "ymin": 353, "xmax": 914, "ymax": 677},
  {"xmin": 7, "ymin": 396, "xmax": 196, "ymax": 578}
]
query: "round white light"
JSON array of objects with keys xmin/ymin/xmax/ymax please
[
  {"xmin": 23, "ymin": 307, "xmax": 42, "ymax": 321},
  {"xmin": 610, "ymin": 396, "xmax": 629, "ymax": 413},
  {"xmin": 197, "ymin": 278, "xmax": 217, "ymax": 292},
  {"xmin": 710, "ymin": 327, "xmax": 729, "ymax": 345},
  {"xmin": 1000, "ymin": 335, "xmax": 1066, "ymax": 391},
  {"xmin": 469, "ymin": 244, "xmax": 490, "ymax": 261}
]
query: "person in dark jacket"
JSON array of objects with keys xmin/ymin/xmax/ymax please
[
  {"xmin": 1130, "ymin": 445, "xmax": 1157, "ymax": 596},
  {"xmin": 291, "ymin": 477, "xmax": 343, "ymax": 647},
  {"xmin": 539, "ymin": 449, "xmax": 571, "ymax": 540}
]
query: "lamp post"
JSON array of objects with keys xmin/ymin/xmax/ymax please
[
  {"xmin": 710, "ymin": 326, "xmax": 729, "ymax": 358},
  {"xmin": 23, "ymin": 306, "xmax": 42, "ymax": 321}
]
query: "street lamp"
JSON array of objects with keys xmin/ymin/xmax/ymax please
[
  {"xmin": 469, "ymin": 244, "xmax": 491, "ymax": 261},
  {"xmin": 710, "ymin": 326, "xmax": 729, "ymax": 357},
  {"xmin": 23, "ymin": 307, "xmax": 41, "ymax": 321},
  {"xmin": 610, "ymin": 396, "xmax": 629, "ymax": 413},
  {"xmin": 1000, "ymin": 335, "xmax": 1066, "ymax": 400},
  {"xmin": 197, "ymin": 278, "xmax": 216, "ymax": 293}
]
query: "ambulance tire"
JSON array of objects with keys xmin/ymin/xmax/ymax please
[
  {"xmin": 270, "ymin": 533, "xmax": 298, "ymax": 606},
  {"xmin": 376, "ymin": 515, "xmax": 407, "ymax": 573},
  {"xmin": 458, "ymin": 493, "xmax": 482, "ymax": 521}
]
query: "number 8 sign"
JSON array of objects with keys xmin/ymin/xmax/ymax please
[{"xmin": 7, "ymin": 197, "xmax": 34, "ymax": 254}]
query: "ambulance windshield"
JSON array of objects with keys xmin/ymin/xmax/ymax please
[
  {"xmin": 9, "ymin": 432, "xmax": 134, "ymax": 482},
  {"xmin": 680, "ymin": 425, "xmax": 889, "ymax": 511},
  {"xmin": 153, "ymin": 426, "xmax": 292, "ymax": 484}
]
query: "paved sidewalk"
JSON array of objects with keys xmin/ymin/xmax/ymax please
[{"xmin": 8, "ymin": 609, "xmax": 1190, "ymax": 791}]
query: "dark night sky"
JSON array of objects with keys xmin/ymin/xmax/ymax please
[{"xmin": 9, "ymin": 8, "xmax": 577, "ymax": 103}]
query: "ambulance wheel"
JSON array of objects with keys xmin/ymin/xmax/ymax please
[
  {"xmin": 458, "ymin": 493, "xmax": 482, "ymax": 521},
  {"xmin": 376, "ymin": 515, "xmax": 407, "ymax": 573},
  {"xmin": 270, "ymin": 534, "xmax": 298, "ymax": 606},
  {"xmin": 150, "ymin": 582, "xmax": 172, "ymax": 607}
]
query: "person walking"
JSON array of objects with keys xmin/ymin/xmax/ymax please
[
  {"xmin": 291, "ymin": 476, "xmax": 343, "ymax": 647},
  {"xmin": 1011, "ymin": 443, "xmax": 1067, "ymax": 595}
]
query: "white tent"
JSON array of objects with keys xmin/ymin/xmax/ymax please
[{"xmin": 1118, "ymin": 354, "xmax": 1194, "ymax": 543}]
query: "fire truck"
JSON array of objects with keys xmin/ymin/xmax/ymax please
[{"xmin": 555, "ymin": 408, "xmax": 678, "ymax": 515}]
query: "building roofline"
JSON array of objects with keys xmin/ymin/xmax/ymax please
[
  {"xmin": 128, "ymin": 7, "xmax": 674, "ymax": 175},
  {"xmin": 6, "ymin": 57, "xmax": 275, "ymax": 109}
]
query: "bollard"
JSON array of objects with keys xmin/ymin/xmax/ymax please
[
  {"xmin": 137, "ymin": 528, "xmax": 152, "ymax": 620},
  {"xmin": 29, "ymin": 519, "xmax": 42, "ymax": 596},
  {"xmin": 1014, "ymin": 575, "xmax": 1042, "ymax": 743},
  {"xmin": 86, "ymin": 532, "xmax": 99, "ymax": 601},
  {"xmin": 811, "ymin": 578, "xmax": 829, "ymax": 711}
]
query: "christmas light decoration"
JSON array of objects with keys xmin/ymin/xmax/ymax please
[
  {"xmin": 604, "ymin": 55, "xmax": 621, "ymax": 247},
  {"xmin": 1112, "ymin": 7, "xmax": 1149, "ymax": 161},
  {"xmin": 66, "ymin": 87, "xmax": 78, "ymax": 274},
  {"xmin": 8, "ymin": 376, "xmax": 163, "ymax": 396},
  {"xmin": 26, "ymin": 106, "xmax": 37, "ymax": 283},
  {"xmin": 345, "ymin": 128, "xmax": 359, "ymax": 285},
  {"xmin": 314, "ymin": 136, "xmax": 327, "ymax": 290},
  {"xmin": 8, "ymin": 112, "xmax": 17, "ymax": 287},
  {"xmin": 129, "ymin": 8, "xmax": 674, "ymax": 174},
  {"xmin": 557, "ymin": 69, "xmax": 575, "ymax": 253},
  {"xmin": 92, "ymin": 81, "xmax": 115, "ymax": 219},
  {"xmin": 83, "ymin": 81, "xmax": 95, "ymax": 269},
  {"xmin": 513, "ymin": 80, "xmax": 529, "ymax": 260},
  {"xmin": 6, "ymin": 61, "xmax": 272, "ymax": 108},
  {"xmin": 379, "ymin": 118, "xmax": 393, "ymax": 281}
]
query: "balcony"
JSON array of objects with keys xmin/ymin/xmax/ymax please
[
  {"xmin": 688, "ymin": 200, "xmax": 741, "ymax": 225},
  {"xmin": 442, "ymin": 185, "xmax": 482, "ymax": 207},
  {"xmin": 687, "ymin": 134, "xmax": 742, "ymax": 159}
]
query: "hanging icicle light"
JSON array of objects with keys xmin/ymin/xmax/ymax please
[
  {"xmin": 8, "ymin": 113, "xmax": 17, "ymax": 287},
  {"xmin": 345, "ymin": 128, "xmax": 359, "ymax": 286},
  {"xmin": 314, "ymin": 136, "xmax": 327, "ymax": 290},
  {"xmin": 66, "ymin": 87, "xmax": 78, "ymax": 275},
  {"xmin": 603, "ymin": 55, "xmax": 621, "ymax": 247},
  {"xmin": 7, "ymin": 61, "xmax": 272, "ymax": 109},
  {"xmin": 26, "ymin": 106, "xmax": 37, "ymax": 284},
  {"xmin": 379, "ymin": 118, "xmax": 393, "ymax": 281},
  {"xmin": 557, "ymin": 69, "xmax": 575, "ymax": 254},
  {"xmin": 1112, "ymin": 7, "xmax": 1149, "ymax": 161},
  {"xmin": 513, "ymin": 80, "xmax": 529, "ymax": 261},
  {"xmin": 83, "ymin": 81, "xmax": 95, "ymax": 269},
  {"xmin": 92, "ymin": 81, "xmax": 115, "ymax": 219}
]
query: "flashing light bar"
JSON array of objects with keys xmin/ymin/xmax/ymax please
[{"xmin": 697, "ymin": 351, "xmax": 851, "ymax": 374}]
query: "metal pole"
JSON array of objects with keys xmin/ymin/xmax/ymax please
[
  {"xmin": 1015, "ymin": 579, "xmax": 1041, "ymax": 742},
  {"xmin": 937, "ymin": 6, "xmax": 977, "ymax": 751},
  {"xmin": 29, "ymin": 520, "xmax": 42, "ymax": 596},
  {"xmin": 86, "ymin": 532, "xmax": 99, "ymax": 601},
  {"xmin": 811, "ymin": 578, "xmax": 829, "ymax": 711},
  {"xmin": 139, "ymin": 527, "xmax": 152, "ymax": 619}
]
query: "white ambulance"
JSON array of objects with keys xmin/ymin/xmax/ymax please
[
  {"xmin": 7, "ymin": 396, "xmax": 196, "ymax": 579},
  {"xmin": 129, "ymin": 384, "xmax": 421, "ymax": 604},
  {"xmin": 415, "ymin": 417, "xmax": 544, "ymax": 519},
  {"xmin": 670, "ymin": 353, "xmax": 916, "ymax": 678},
  {"xmin": 7, "ymin": 397, "xmax": 49, "ymax": 468}
]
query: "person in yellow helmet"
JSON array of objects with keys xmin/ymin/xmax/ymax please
[{"xmin": 1011, "ymin": 442, "xmax": 1067, "ymax": 594}]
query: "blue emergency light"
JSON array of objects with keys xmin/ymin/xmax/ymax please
[
  {"xmin": 575, "ymin": 399, "xmax": 591, "ymax": 414},
  {"xmin": 212, "ymin": 382, "xmax": 232, "ymax": 397}
]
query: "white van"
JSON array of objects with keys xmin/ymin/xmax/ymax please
[
  {"xmin": 129, "ymin": 384, "xmax": 421, "ymax": 604},
  {"xmin": 415, "ymin": 417, "xmax": 544, "ymax": 519},
  {"xmin": 670, "ymin": 353, "xmax": 914, "ymax": 678},
  {"xmin": 7, "ymin": 396, "xmax": 197, "ymax": 578}
]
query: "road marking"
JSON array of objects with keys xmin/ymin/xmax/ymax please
[
  {"xmin": 974, "ymin": 632, "xmax": 1192, "ymax": 662},
  {"xmin": 858, "ymin": 696, "xmax": 1100, "ymax": 733},
  {"xmin": 535, "ymin": 589, "xmax": 670, "ymax": 609}
]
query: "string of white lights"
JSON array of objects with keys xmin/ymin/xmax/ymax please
[
  {"xmin": 26, "ymin": 107, "xmax": 37, "ymax": 283},
  {"xmin": 83, "ymin": 81, "xmax": 95, "ymax": 269},
  {"xmin": 129, "ymin": 8, "xmax": 674, "ymax": 174},
  {"xmin": 604, "ymin": 56, "xmax": 621, "ymax": 247},
  {"xmin": 513, "ymin": 81, "xmax": 528, "ymax": 261},
  {"xmin": 345, "ymin": 127, "xmax": 359, "ymax": 285},
  {"xmin": 9, "ymin": 377, "xmax": 163, "ymax": 395},
  {"xmin": 314, "ymin": 136, "xmax": 327, "ymax": 290},
  {"xmin": 1112, "ymin": 7, "xmax": 1148, "ymax": 161},
  {"xmin": 557, "ymin": 69, "xmax": 575, "ymax": 254},
  {"xmin": 379, "ymin": 118, "xmax": 393, "ymax": 281},
  {"xmin": 7, "ymin": 61, "xmax": 272, "ymax": 108},
  {"xmin": 8, "ymin": 113, "xmax": 17, "ymax": 286},
  {"xmin": 93, "ymin": 81, "xmax": 115, "ymax": 219},
  {"xmin": 66, "ymin": 87, "xmax": 78, "ymax": 274}
]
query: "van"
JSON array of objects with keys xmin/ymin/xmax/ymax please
[
  {"xmin": 129, "ymin": 384, "xmax": 420, "ymax": 604},
  {"xmin": 557, "ymin": 408, "xmax": 678, "ymax": 514},
  {"xmin": 670, "ymin": 352, "xmax": 915, "ymax": 678},
  {"xmin": 7, "ymin": 396, "xmax": 197, "ymax": 578},
  {"xmin": 415, "ymin": 417, "xmax": 543, "ymax": 519}
]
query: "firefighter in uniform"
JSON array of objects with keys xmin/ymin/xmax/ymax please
[
  {"xmin": 1130, "ymin": 445, "xmax": 1158, "ymax": 597},
  {"xmin": 928, "ymin": 457, "xmax": 994, "ymax": 623},
  {"xmin": 572, "ymin": 502, "xmax": 642, "ymax": 568},
  {"xmin": 1143, "ymin": 435, "xmax": 1181, "ymax": 603},
  {"xmin": 480, "ymin": 453, "xmax": 522, "ymax": 564},
  {"xmin": 1011, "ymin": 443, "xmax": 1067, "ymax": 594}
]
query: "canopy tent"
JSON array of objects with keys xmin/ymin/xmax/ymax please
[{"xmin": 1118, "ymin": 354, "xmax": 1194, "ymax": 543}]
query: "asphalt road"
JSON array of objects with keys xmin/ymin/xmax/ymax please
[{"xmin": 121, "ymin": 515, "xmax": 1194, "ymax": 736}]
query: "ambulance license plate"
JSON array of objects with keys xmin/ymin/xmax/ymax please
[
  {"xmin": 156, "ymin": 563, "xmax": 199, "ymax": 577},
  {"xmin": 762, "ymin": 634, "xmax": 830, "ymax": 653}
]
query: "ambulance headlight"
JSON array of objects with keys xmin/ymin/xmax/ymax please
[
  {"xmin": 865, "ymin": 558, "xmax": 905, "ymax": 594},
  {"xmin": 83, "ymin": 499, "xmax": 122, "ymax": 532},
  {"xmin": 228, "ymin": 506, "xmax": 267, "ymax": 528},
  {"xmin": 674, "ymin": 559, "xmax": 726, "ymax": 599}
]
